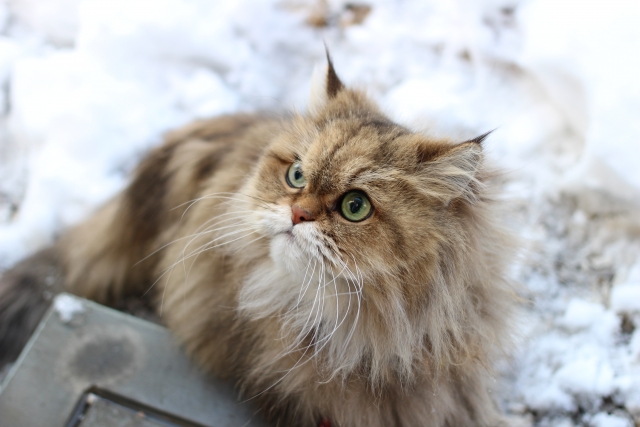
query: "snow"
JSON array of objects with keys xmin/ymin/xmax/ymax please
[
  {"xmin": 0, "ymin": 0, "xmax": 638, "ymax": 425},
  {"xmin": 53, "ymin": 294, "xmax": 85, "ymax": 323},
  {"xmin": 611, "ymin": 284, "xmax": 640, "ymax": 313},
  {"xmin": 590, "ymin": 413, "xmax": 633, "ymax": 427}
]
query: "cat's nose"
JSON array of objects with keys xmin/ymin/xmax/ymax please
[{"xmin": 292, "ymin": 205, "xmax": 314, "ymax": 225}]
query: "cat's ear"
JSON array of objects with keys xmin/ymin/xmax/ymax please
[
  {"xmin": 309, "ymin": 49, "xmax": 344, "ymax": 114},
  {"xmin": 415, "ymin": 132, "xmax": 491, "ymax": 203}
]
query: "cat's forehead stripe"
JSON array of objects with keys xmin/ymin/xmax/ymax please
[
  {"xmin": 300, "ymin": 117, "xmax": 409, "ymax": 195},
  {"xmin": 307, "ymin": 156, "xmax": 382, "ymax": 196}
]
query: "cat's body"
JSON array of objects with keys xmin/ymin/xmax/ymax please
[{"xmin": 0, "ymin": 60, "xmax": 516, "ymax": 426}]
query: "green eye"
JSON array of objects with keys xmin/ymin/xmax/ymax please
[
  {"xmin": 286, "ymin": 162, "xmax": 307, "ymax": 188},
  {"xmin": 340, "ymin": 191, "xmax": 373, "ymax": 222}
]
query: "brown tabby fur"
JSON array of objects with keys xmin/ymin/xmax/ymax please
[{"xmin": 0, "ymin": 59, "xmax": 516, "ymax": 426}]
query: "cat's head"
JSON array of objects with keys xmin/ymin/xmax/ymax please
[
  {"xmin": 244, "ymin": 56, "xmax": 488, "ymax": 286},
  {"xmin": 234, "ymin": 56, "xmax": 509, "ymax": 380}
]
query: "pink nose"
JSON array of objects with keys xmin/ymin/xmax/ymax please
[{"xmin": 292, "ymin": 205, "xmax": 314, "ymax": 225}]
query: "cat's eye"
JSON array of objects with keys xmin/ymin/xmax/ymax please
[
  {"xmin": 340, "ymin": 191, "xmax": 372, "ymax": 222},
  {"xmin": 286, "ymin": 162, "xmax": 307, "ymax": 188}
]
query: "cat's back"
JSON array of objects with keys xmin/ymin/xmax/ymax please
[
  {"xmin": 162, "ymin": 113, "xmax": 278, "ymax": 180},
  {"xmin": 127, "ymin": 112, "xmax": 280, "ymax": 228},
  {"xmin": 59, "ymin": 113, "xmax": 281, "ymax": 304}
]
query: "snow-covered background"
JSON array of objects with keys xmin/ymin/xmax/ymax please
[{"xmin": 0, "ymin": 0, "xmax": 638, "ymax": 425}]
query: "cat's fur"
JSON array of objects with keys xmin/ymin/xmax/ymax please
[{"xmin": 0, "ymin": 58, "xmax": 516, "ymax": 426}]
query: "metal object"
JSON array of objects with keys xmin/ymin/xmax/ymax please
[{"xmin": 0, "ymin": 294, "xmax": 267, "ymax": 427}]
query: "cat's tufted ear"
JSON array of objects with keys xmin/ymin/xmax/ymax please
[
  {"xmin": 415, "ymin": 132, "xmax": 491, "ymax": 203},
  {"xmin": 308, "ymin": 49, "xmax": 344, "ymax": 114}
]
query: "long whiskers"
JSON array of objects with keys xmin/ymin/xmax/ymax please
[
  {"xmin": 136, "ymin": 211, "xmax": 257, "ymax": 266},
  {"xmin": 142, "ymin": 207, "xmax": 262, "ymax": 304},
  {"xmin": 173, "ymin": 192, "xmax": 274, "ymax": 217}
]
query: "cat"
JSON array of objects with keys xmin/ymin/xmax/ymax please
[{"xmin": 0, "ymin": 55, "xmax": 517, "ymax": 427}]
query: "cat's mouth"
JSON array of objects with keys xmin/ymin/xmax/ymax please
[
  {"xmin": 281, "ymin": 228, "xmax": 318, "ymax": 258},
  {"xmin": 273, "ymin": 228, "xmax": 298, "ymax": 247},
  {"xmin": 281, "ymin": 230, "xmax": 295, "ymax": 244}
]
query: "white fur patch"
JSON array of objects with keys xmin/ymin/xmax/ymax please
[
  {"xmin": 239, "ymin": 202, "xmax": 374, "ymax": 378},
  {"xmin": 256, "ymin": 203, "xmax": 321, "ymax": 275}
]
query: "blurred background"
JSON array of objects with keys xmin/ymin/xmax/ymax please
[{"xmin": 0, "ymin": 0, "xmax": 638, "ymax": 425}]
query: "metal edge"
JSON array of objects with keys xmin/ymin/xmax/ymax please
[{"xmin": 0, "ymin": 302, "xmax": 56, "ymax": 393}]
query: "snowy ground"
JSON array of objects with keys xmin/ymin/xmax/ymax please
[{"xmin": 0, "ymin": 1, "xmax": 638, "ymax": 425}]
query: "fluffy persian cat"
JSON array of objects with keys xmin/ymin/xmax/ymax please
[{"xmin": 0, "ymin": 57, "xmax": 517, "ymax": 427}]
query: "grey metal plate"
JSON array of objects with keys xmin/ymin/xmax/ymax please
[
  {"xmin": 76, "ymin": 394, "xmax": 170, "ymax": 427},
  {"xmin": 0, "ymin": 294, "xmax": 267, "ymax": 427}
]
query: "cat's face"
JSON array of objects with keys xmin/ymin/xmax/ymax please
[
  {"xmin": 247, "ymin": 115, "xmax": 421, "ymax": 279},
  {"xmin": 231, "ymin": 63, "xmax": 483, "ymax": 316},
  {"xmin": 243, "ymin": 99, "xmax": 483, "ymax": 290}
]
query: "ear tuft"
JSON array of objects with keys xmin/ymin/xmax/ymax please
[
  {"xmin": 308, "ymin": 48, "xmax": 345, "ymax": 114},
  {"xmin": 325, "ymin": 47, "xmax": 344, "ymax": 99},
  {"xmin": 464, "ymin": 129, "xmax": 494, "ymax": 146},
  {"xmin": 416, "ymin": 141, "xmax": 484, "ymax": 203}
]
